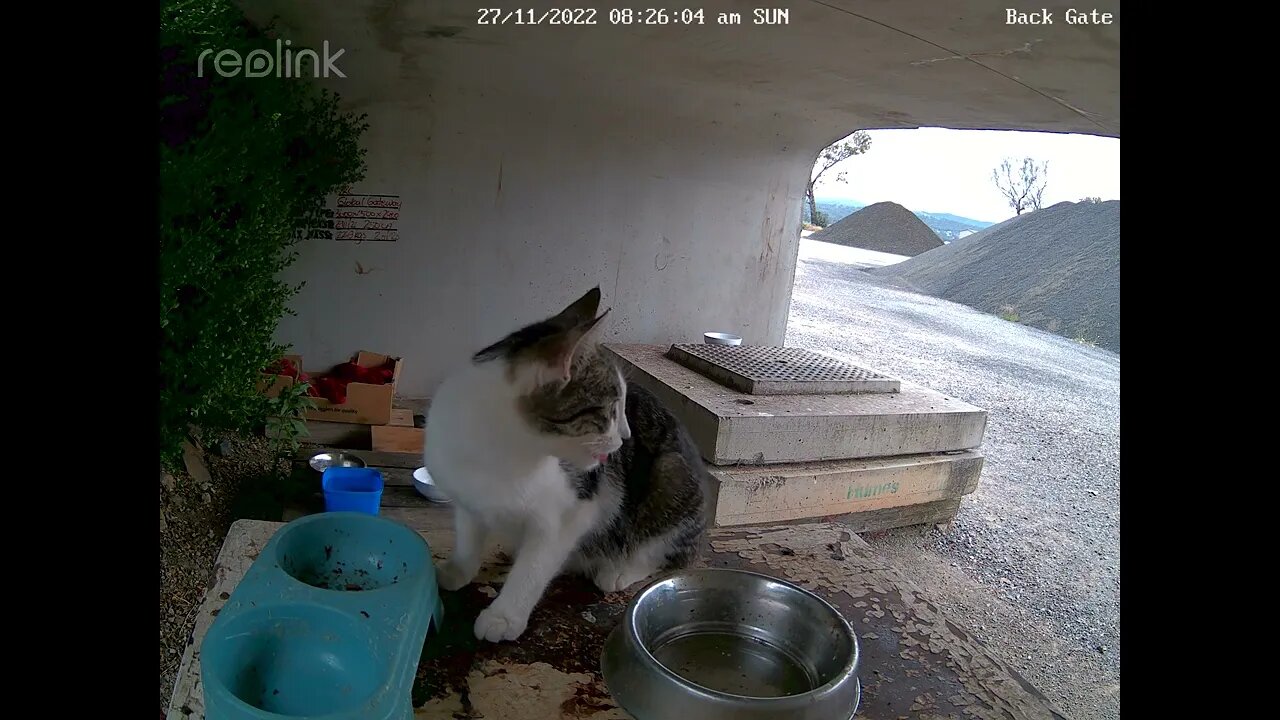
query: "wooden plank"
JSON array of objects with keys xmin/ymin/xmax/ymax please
[
  {"xmin": 711, "ymin": 451, "xmax": 982, "ymax": 526},
  {"xmin": 378, "ymin": 505, "xmax": 456, "ymax": 547},
  {"xmin": 372, "ymin": 425, "xmax": 425, "ymax": 454},
  {"xmin": 285, "ymin": 420, "xmax": 372, "ymax": 448},
  {"xmin": 295, "ymin": 446, "xmax": 421, "ymax": 469},
  {"xmin": 392, "ymin": 396, "xmax": 431, "ymax": 415},
  {"xmin": 373, "ymin": 466, "xmax": 415, "ymax": 487},
  {"xmin": 286, "ymin": 461, "xmax": 416, "ymax": 488},
  {"xmin": 379, "ymin": 484, "xmax": 434, "ymax": 508},
  {"xmin": 273, "ymin": 405, "xmax": 416, "ymax": 447}
]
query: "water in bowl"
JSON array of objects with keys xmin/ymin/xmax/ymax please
[{"xmin": 651, "ymin": 630, "xmax": 817, "ymax": 698}]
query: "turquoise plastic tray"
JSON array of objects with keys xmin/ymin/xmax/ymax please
[{"xmin": 200, "ymin": 512, "xmax": 444, "ymax": 719}]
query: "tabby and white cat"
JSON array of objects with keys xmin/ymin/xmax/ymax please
[{"xmin": 423, "ymin": 287, "xmax": 712, "ymax": 642}]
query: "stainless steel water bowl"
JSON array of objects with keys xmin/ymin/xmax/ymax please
[
  {"xmin": 601, "ymin": 568, "xmax": 860, "ymax": 720},
  {"xmin": 308, "ymin": 451, "xmax": 366, "ymax": 473}
]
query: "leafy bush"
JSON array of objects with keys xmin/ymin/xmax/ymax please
[{"xmin": 159, "ymin": 0, "xmax": 369, "ymax": 469}]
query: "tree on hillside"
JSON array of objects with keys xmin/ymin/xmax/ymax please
[
  {"xmin": 806, "ymin": 131, "xmax": 871, "ymax": 226},
  {"xmin": 992, "ymin": 157, "xmax": 1049, "ymax": 215}
]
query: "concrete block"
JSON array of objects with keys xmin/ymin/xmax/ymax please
[
  {"xmin": 606, "ymin": 344, "xmax": 987, "ymax": 465},
  {"xmin": 710, "ymin": 450, "xmax": 983, "ymax": 527}
]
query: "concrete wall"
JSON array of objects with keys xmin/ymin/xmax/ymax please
[
  {"xmin": 244, "ymin": 1, "xmax": 1120, "ymax": 397},
  {"xmin": 274, "ymin": 89, "xmax": 812, "ymax": 397}
]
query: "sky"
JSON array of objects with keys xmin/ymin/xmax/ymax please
[{"xmin": 812, "ymin": 127, "xmax": 1120, "ymax": 224}]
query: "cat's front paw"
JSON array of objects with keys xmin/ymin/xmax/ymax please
[
  {"xmin": 436, "ymin": 561, "xmax": 473, "ymax": 591},
  {"xmin": 593, "ymin": 568, "xmax": 647, "ymax": 594},
  {"xmin": 474, "ymin": 604, "xmax": 528, "ymax": 642}
]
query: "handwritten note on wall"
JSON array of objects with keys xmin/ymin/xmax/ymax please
[{"xmin": 293, "ymin": 185, "xmax": 401, "ymax": 243}]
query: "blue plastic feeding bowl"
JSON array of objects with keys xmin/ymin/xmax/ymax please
[
  {"xmin": 323, "ymin": 466, "xmax": 384, "ymax": 515},
  {"xmin": 200, "ymin": 512, "xmax": 444, "ymax": 720}
]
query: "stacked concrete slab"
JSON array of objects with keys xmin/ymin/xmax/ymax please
[{"xmin": 604, "ymin": 344, "xmax": 987, "ymax": 531}]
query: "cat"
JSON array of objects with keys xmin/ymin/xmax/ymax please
[{"xmin": 423, "ymin": 286, "xmax": 713, "ymax": 643}]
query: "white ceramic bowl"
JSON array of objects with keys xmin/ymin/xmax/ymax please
[
  {"xmin": 412, "ymin": 467, "xmax": 452, "ymax": 504},
  {"xmin": 704, "ymin": 332, "xmax": 743, "ymax": 346}
]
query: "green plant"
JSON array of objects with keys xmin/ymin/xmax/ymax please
[
  {"xmin": 262, "ymin": 377, "xmax": 320, "ymax": 454},
  {"xmin": 159, "ymin": 0, "xmax": 369, "ymax": 470},
  {"xmin": 998, "ymin": 305, "xmax": 1021, "ymax": 323}
]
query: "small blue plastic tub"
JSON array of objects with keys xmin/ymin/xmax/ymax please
[{"xmin": 322, "ymin": 466, "xmax": 385, "ymax": 515}]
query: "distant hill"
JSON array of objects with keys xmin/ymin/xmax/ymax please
[
  {"xmin": 806, "ymin": 200, "xmax": 993, "ymax": 243},
  {"xmin": 811, "ymin": 201, "xmax": 944, "ymax": 256},
  {"xmin": 871, "ymin": 200, "xmax": 1120, "ymax": 353},
  {"xmin": 913, "ymin": 211, "xmax": 995, "ymax": 242}
]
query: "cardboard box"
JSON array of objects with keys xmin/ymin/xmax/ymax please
[
  {"xmin": 371, "ymin": 425, "xmax": 425, "ymax": 454},
  {"xmin": 261, "ymin": 351, "xmax": 403, "ymax": 425}
]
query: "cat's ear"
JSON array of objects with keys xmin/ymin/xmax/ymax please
[
  {"xmin": 547, "ymin": 286, "xmax": 602, "ymax": 330},
  {"xmin": 539, "ymin": 307, "xmax": 610, "ymax": 387}
]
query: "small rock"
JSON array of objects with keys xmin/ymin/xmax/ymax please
[
  {"xmin": 202, "ymin": 492, "xmax": 213, "ymax": 504},
  {"xmin": 182, "ymin": 440, "xmax": 213, "ymax": 487}
]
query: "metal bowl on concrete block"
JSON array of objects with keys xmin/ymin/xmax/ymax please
[
  {"xmin": 703, "ymin": 332, "xmax": 742, "ymax": 346},
  {"xmin": 601, "ymin": 568, "xmax": 860, "ymax": 720}
]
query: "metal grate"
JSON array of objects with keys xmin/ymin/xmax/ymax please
[{"xmin": 665, "ymin": 344, "xmax": 901, "ymax": 395}]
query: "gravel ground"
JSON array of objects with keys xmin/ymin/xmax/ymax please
[
  {"xmin": 811, "ymin": 201, "xmax": 944, "ymax": 256},
  {"xmin": 159, "ymin": 434, "xmax": 286, "ymax": 713},
  {"xmin": 786, "ymin": 245, "xmax": 1120, "ymax": 720},
  {"xmin": 872, "ymin": 200, "xmax": 1120, "ymax": 353}
]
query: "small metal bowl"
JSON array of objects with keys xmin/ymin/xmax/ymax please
[
  {"xmin": 412, "ymin": 467, "xmax": 452, "ymax": 505},
  {"xmin": 704, "ymin": 332, "xmax": 743, "ymax": 346},
  {"xmin": 601, "ymin": 568, "xmax": 860, "ymax": 720},
  {"xmin": 308, "ymin": 451, "xmax": 366, "ymax": 473}
]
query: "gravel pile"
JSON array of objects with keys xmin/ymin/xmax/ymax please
[
  {"xmin": 872, "ymin": 200, "xmax": 1120, "ymax": 353},
  {"xmin": 811, "ymin": 201, "xmax": 944, "ymax": 256},
  {"xmin": 786, "ymin": 254, "xmax": 1120, "ymax": 720}
]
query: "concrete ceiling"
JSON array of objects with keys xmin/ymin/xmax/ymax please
[{"xmin": 242, "ymin": 0, "xmax": 1119, "ymax": 145}]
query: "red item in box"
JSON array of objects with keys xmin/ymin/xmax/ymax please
[{"xmin": 269, "ymin": 357, "xmax": 396, "ymax": 405}]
